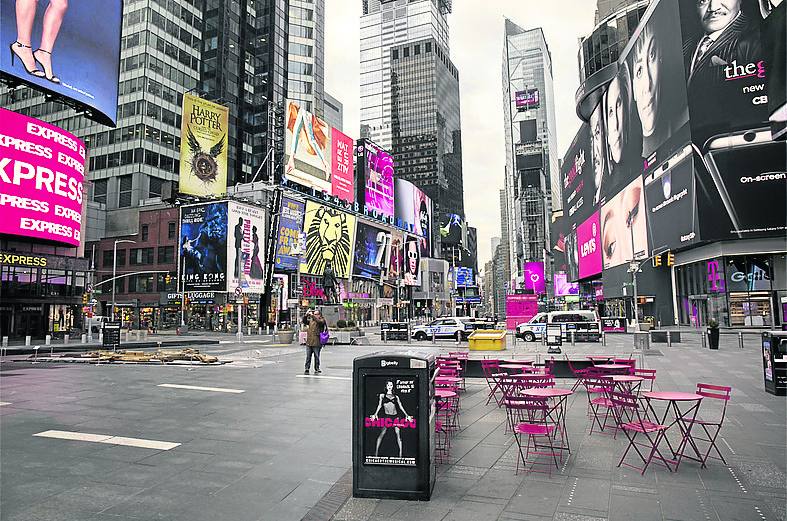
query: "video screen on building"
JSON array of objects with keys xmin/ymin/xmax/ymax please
[
  {"xmin": 274, "ymin": 197, "xmax": 305, "ymax": 271},
  {"xmin": 515, "ymin": 89, "xmax": 540, "ymax": 110},
  {"xmin": 394, "ymin": 178, "xmax": 432, "ymax": 257},
  {"xmin": 180, "ymin": 202, "xmax": 228, "ymax": 292},
  {"xmin": 0, "ymin": 108, "xmax": 85, "ymax": 247},
  {"xmin": 300, "ymin": 201, "xmax": 356, "ymax": 278},
  {"xmin": 560, "ymin": 123, "xmax": 595, "ymax": 228},
  {"xmin": 600, "ymin": 176, "xmax": 648, "ymax": 269},
  {"xmin": 227, "ymin": 202, "xmax": 267, "ymax": 295},
  {"xmin": 284, "ymin": 100, "xmax": 355, "ymax": 203},
  {"xmin": 353, "ymin": 221, "xmax": 391, "ymax": 280},
  {"xmin": 0, "ymin": 0, "xmax": 122, "ymax": 126},
  {"xmin": 523, "ymin": 262, "xmax": 546, "ymax": 294},
  {"xmin": 576, "ymin": 211, "xmax": 602, "ymax": 279},
  {"xmin": 355, "ymin": 139, "xmax": 394, "ymax": 219},
  {"xmin": 454, "ymin": 267, "xmax": 474, "ymax": 287},
  {"xmin": 440, "ymin": 214, "xmax": 463, "ymax": 246},
  {"xmin": 554, "ymin": 272, "xmax": 580, "ymax": 296},
  {"xmin": 402, "ymin": 235, "xmax": 420, "ymax": 286}
]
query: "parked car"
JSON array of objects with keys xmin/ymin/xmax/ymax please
[
  {"xmin": 411, "ymin": 317, "xmax": 474, "ymax": 341},
  {"xmin": 515, "ymin": 311, "xmax": 600, "ymax": 342}
]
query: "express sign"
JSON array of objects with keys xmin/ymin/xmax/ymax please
[{"xmin": 0, "ymin": 108, "xmax": 85, "ymax": 246}]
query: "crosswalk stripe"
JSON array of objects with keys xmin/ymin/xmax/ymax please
[
  {"xmin": 33, "ymin": 430, "xmax": 179, "ymax": 450},
  {"xmin": 157, "ymin": 383, "xmax": 245, "ymax": 393}
]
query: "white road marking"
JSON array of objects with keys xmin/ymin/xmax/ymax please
[
  {"xmin": 157, "ymin": 384, "xmax": 245, "ymax": 394},
  {"xmin": 34, "ymin": 430, "xmax": 180, "ymax": 450},
  {"xmin": 296, "ymin": 374, "xmax": 352, "ymax": 381},
  {"xmin": 0, "ymin": 402, "xmax": 12, "ymax": 406}
]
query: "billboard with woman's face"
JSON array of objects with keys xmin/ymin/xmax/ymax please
[
  {"xmin": 0, "ymin": 0, "xmax": 122, "ymax": 126},
  {"xmin": 394, "ymin": 178, "xmax": 433, "ymax": 257},
  {"xmin": 403, "ymin": 236, "xmax": 421, "ymax": 286},
  {"xmin": 601, "ymin": 177, "xmax": 648, "ymax": 269}
]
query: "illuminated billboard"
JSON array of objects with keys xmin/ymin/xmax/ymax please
[
  {"xmin": 0, "ymin": 0, "xmax": 122, "ymax": 126},
  {"xmin": 523, "ymin": 262, "xmax": 546, "ymax": 294},
  {"xmin": 274, "ymin": 197, "xmax": 305, "ymax": 271},
  {"xmin": 576, "ymin": 211, "xmax": 602, "ymax": 279},
  {"xmin": 227, "ymin": 202, "xmax": 267, "ymax": 295},
  {"xmin": 554, "ymin": 273, "xmax": 579, "ymax": 297},
  {"xmin": 403, "ymin": 235, "xmax": 421, "ymax": 286},
  {"xmin": 515, "ymin": 89, "xmax": 540, "ymax": 110},
  {"xmin": 180, "ymin": 202, "xmax": 228, "ymax": 292},
  {"xmin": 394, "ymin": 178, "xmax": 432, "ymax": 257},
  {"xmin": 355, "ymin": 139, "xmax": 395, "ymax": 219},
  {"xmin": 353, "ymin": 221, "xmax": 391, "ymax": 280},
  {"xmin": 601, "ymin": 177, "xmax": 648, "ymax": 269},
  {"xmin": 300, "ymin": 201, "xmax": 356, "ymax": 278},
  {"xmin": 0, "ymin": 108, "xmax": 85, "ymax": 246},
  {"xmin": 284, "ymin": 100, "xmax": 355, "ymax": 204},
  {"xmin": 179, "ymin": 94, "xmax": 229, "ymax": 197}
]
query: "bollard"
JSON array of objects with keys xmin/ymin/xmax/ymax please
[
  {"xmin": 32, "ymin": 346, "xmax": 40, "ymax": 363},
  {"xmin": 81, "ymin": 334, "xmax": 87, "ymax": 344},
  {"xmin": 383, "ymin": 330, "xmax": 388, "ymax": 343},
  {"xmin": 247, "ymin": 327, "xmax": 252, "ymax": 336},
  {"xmin": 701, "ymin": 331, "xmax": 707, "ymax": 348},
  {"xmin": 667, "ymin": 330, "xmax": 672, "ymax": 347},
  {"xmin": 259, "ymin": 327, "xmax": 263, "ymax": 335},
  {"xmin": 267, "ymin": 325, "xmax": 271, "ymax": 335},
  {"xmin": 64, "ymin": 334, "xmax": 69, "ymax": 345},
  {"xmin": 455, "ymin": 332, "xmax": 460, "ymax": 346},
  {"xmin": 25, "ymin": 335, "xmax": 31, "ymax": 346},
  {"xmin": 602, "ymin": 331, "xmax": 607, "ymax": 346},
  {"xmin": 738, "ymin": 331, "xmax": 744, "ymax": 349},
  {"xmin": 432, "ymin": 330, "xmax": 436, "ymax": 344},
  {"xmin": 570, "ymin": 331, "xmax": 576, "ymax": 346},
  {"xmin": 2, "ymin": 336, "xmax": 8, "ymax": 348},
  {"xmin": 407, "ymin": 324, "xmax": 411, "ymax": 344},
  {"xmin": 45, "ymin": 335, "xmax": 51, "ymax": 346},
  {"xmin": 98, "ymin": 332, "xmax": 103, "ymax": 344},
  {"xmin": 135, "ymin": 330, "xmax": 141, "ymax": 341}
]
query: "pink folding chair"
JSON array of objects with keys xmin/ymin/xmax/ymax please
[
  {"xmin": 504, "ymin": 395, "xmax": 561, "ymax": 476},
  {"xmin": 584, "ymin": 377, "xmax": 616, "ymax": 435},
  {"xmin": 682, "ymin": 383, "xmax": 732, "ymax": 468},
  {"xmin": 481, "ymin": 359, "xmax": 503, "ymax": 406},
  {"xmin": 611, "ymin": 391, "xmax": 672, "ymax": 474},
  {"xmin": 632, "ymin": 368, "xmax": 657, "ymax": 392},
  {"xmin": 566, "ymin": 356, "xmax": 591, "ymax": 392}
]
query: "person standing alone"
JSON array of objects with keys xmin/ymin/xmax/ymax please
[{"xmin": 305, "ymin": 310, "xmax": 326, "ymax": 374}]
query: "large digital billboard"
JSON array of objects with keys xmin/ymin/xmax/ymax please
[
  {"xmin": 560, "ymin": 124, "xmax": 594, "ymax": 226},
  {"xmin": 576, "ymin": 211, "xmax": 603, "ymax": 279},
  {"xmin": 274, "ymin": 197, "xmax": 305, "ymax": 271},
  {"xmin": 284, "ymin": 100, "xmax": 355, "ymax": 203},
  {"xmin": 515, "ymin": 89, "xmax": 540, "ymax": 110},
  {"xmin": 353, "ymin": 221, "xmax": 391, "ymax": 280},
  {"xmin": 388, "ymin": 231, "xmax": 403, "ymax": 281},
  {"xmin": 356, "ymin": 139, "xmax": 394, "ymax": 219},
  {"xmin": 523, "ymin": 262, "xmax": 546, "ymax": 295},
  {"xmin": 394, "ymin": 178, "xmax": 432, "ymax": 257},
  {"xmin": 601, "ymin": 177, "xmax": 648, "ymax": 269},
  {"xmin": 179, "ymin": 94, "xmax": 229, "ymax": 197},
  {"xmin": 300, "ymin": 201, "xmax": 356, "ymax": 278},
  {"xmin": 227, "ymin": 202, "xmax": 266, "ymax": 295},
  {"xmin": 180, "ymin": 202, "xmax": 228, "ymax": 291},
  {"xmin": 440, "ymin": 214, "xmax": 463, "ymax": 246},
  {"xmin": 0, "ymin": 108, "xmax": 85, "ymax": 246},
  {"xmin": 454, "ymin": 267, "xmax": 474, "ymax": 287},
  {"xmin": 554, "ymin": 273, "xmax": 580, "ymax": 297},
  {"xmin": 403, "ymin": 235, "xmax": 421, "ymax": 286},
  {"xmin": 0, "ymin": 0, "xmax": 122, "ymax": 126}
]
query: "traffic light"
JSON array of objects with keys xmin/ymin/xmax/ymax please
[
  {"xmin": 652, "ymin": 255, "xmax": 662, "ymax": 267},
  {"xmin": 667, "ymin": 252, "xmax": 675, "ymax": 267},
  {"xmin": 82, "ymin": 293, "xmax": 89, "ymax": 304},
  {"xmin": 165, "ymin": 274, "xmax": 172, "ymax": 284}
]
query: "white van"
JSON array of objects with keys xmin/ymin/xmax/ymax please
[
  {"xmin": 515, "ymin": 311, "xmax": 600, "ymax": 342},
  {"xmin": 85, "ymin": 316, "xmax": 111, "ymax": 333}
]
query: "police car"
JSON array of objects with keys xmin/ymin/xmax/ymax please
[
  {"xmin": 411, "ymin": 317, "xmax": 474, "ymax": 341},
  {"xmin": 516, "ymin": 311, "xmax": 600, "ymax": 342}
]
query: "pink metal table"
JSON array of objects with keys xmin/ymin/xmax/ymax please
[
  {"xmin": 603, "ymin": 374, "xmax": 644, "ymax": 393},
  {"xmin": 435, "ymin": 388, "xmax": 459, "ymax": 432},
  {"xmin": 502, "ymin": 359, "xmax": 533, "ymax": 365},
  {"xmin": 594, "ymin": 363, "xmax": 631, "ymax": 375},
  {"xmin": 521, "ymin": 388, "xmax": 573, "ymax": 452},
  {"xmin": 642, "ymin": 391, "xmax": 703, "ymax": 470}
]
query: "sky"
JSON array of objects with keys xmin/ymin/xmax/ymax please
[{"xmin": 324, "ymin": 0, "xmax": 597, "ymax": 270}]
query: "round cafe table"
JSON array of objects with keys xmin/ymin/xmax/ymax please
[
  {"xmin": 594, "ymin": 363, "xmax": 631, "ymax": 375},
  {"xmin": 603, "ymin": 374, "xmax": 644, "ymax": 393},
  {"xmin": 520, "ymin": 388, "xmax": 574, "ymax": 453},
  {"xmin": 435, "ymin": 388, "xmax": 459, "ymax": 432},
  {"xmin": 499, "ymin": 364, "xmax": 529, "ymax": 373},
  {"xmin": 587, "ymin": 356, "xmax": 613, "ymax": 364},
  {"xmin": 502, "ymin": 359, "xmax": 533, "ymax": 365},
  {"xmin": 642, "ymin": 391, "xmax": 703, "ymax": 470}
]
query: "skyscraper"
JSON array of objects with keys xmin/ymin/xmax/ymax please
[
  {"xmin": 323, "ymin": 92, "xmax": 344, "ymax": 132},
  {"xmin": 389, "ymin": 37, "xmax": 464, "ymax": 226},
  {"xmin": 287, "ymin": 0, "xmax": 325, "ymax": 118},
  {"xmin": 501, "ymin": 19, "xmax": 558, "ymax": 286},
  {"xmin": 201, "ymin": 0, "xmax": 289, "ymax": 185},
  {"xmin": 359, "ymin": 0, "xmax": 451, "ymax": 150}
]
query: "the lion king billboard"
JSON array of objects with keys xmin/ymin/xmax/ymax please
[{"xmin": 299, "ymin": 201, "xmax": 356, "ymax": 278}]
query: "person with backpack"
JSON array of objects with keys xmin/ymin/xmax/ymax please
[{"xmin": 305, "ymin": 309, "xmax": 327, "ymax": 374}]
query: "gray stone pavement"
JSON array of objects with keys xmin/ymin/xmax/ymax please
[{"xmin": 0, "ymin": 333, "xmax": 784, "ymax": 521}]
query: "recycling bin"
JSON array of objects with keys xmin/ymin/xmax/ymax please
[
  {"xmin": 353, "ymin": 351, "xmax": 437, "ymax": 500},
  {"xmin": 762, "ymin": 331, "xmax": 787, "ymax": 396}
]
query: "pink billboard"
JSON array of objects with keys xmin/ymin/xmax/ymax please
[
  {"xmin": 523, "ymin": 261, "xmax": 546, "ymax": 294},
  {"xmin": 331, "ymin": 128, "xmax": 354, "ymax": 203},
  {"xmin": 506, "ymin": 294, "xmax": 538, "ymax": 330},
  {"xmin": 577, "ymin": 211, "xmax": 602, "ymax": 279},
  {"xmin": 0, "ymin": 108, "xmax": 85, "ymax": 246}
]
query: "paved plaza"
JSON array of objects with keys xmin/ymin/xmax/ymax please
[{"xmin": 0, "ymin": 332, "xmax": 784, "ymax": 521}]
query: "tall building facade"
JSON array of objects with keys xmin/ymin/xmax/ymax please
[
  {"xmin": 323, "ymin": 92, "xmax": 344, "ymax": 132},
  {"xmin": 201, "ymin": 0, "xmax": 289, "ymax": 185},
  {"xmin": 501, "ymin": 20, "xmax": 558, "ymax": 286},
  {"xmin": 287, "ymin": 0, "xmax": 325, "ymax": 118},
  {"xmin": 359, "ymin": 0, "xmax": 451, "ymax": 150},
  {"xmin": 390, "ymin": 37, "xmax": 464, "ymax": 224}
]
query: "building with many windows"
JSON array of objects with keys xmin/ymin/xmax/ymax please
[
  {"xmin": 390, "ymin": 37, "xmax": 464, "ymax": 227},
  {"xmin": 287, "ymin": 0, "xmax": 325, "ymax": 119},
  {"xmin": 501, "ymin": 20, "xmax": 558, "ymax": 287},
  {"xmin": 323, "ymin": 92, "xmax": 344, "ymax": 132},
  {"xmin": 359, "ymin": 0, "xmax": 451, "ymax": 150}
]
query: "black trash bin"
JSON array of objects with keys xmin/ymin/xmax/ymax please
[
  {"xmin": 352, "ymin": 351, "xmax": 436, "ymax": 500},
  {"xmin": 762, "ymin": 331, "xmax": 787, "ymax": 396}
]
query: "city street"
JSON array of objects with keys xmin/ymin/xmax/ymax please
[{"xmin": 1, "ymin": 333, "xmax": 784, "ymax": 521}]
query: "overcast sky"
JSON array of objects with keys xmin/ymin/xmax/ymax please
[{"xmin": 324, "ymin": 0, "xmax": 597, "ymax": 270}]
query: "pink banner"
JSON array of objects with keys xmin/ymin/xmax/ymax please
[
  {"xmin": 577, "ymin": 211, "xmax": 602, "ymax": 279},
  {"xmin": 331, "ymin": 128, "xmax": 354, "ymax": 203},
  {"xmin": 506, "ymin": 294, "xmax": 538, "ymax": 330},
  {"xmin": 0, "ymin": 108, "xmax": 85, "ymax": 246}
]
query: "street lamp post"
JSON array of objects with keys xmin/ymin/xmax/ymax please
[{"xmin": 111, "ymin": 239, "xmax": 136, "ymax": 322}]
